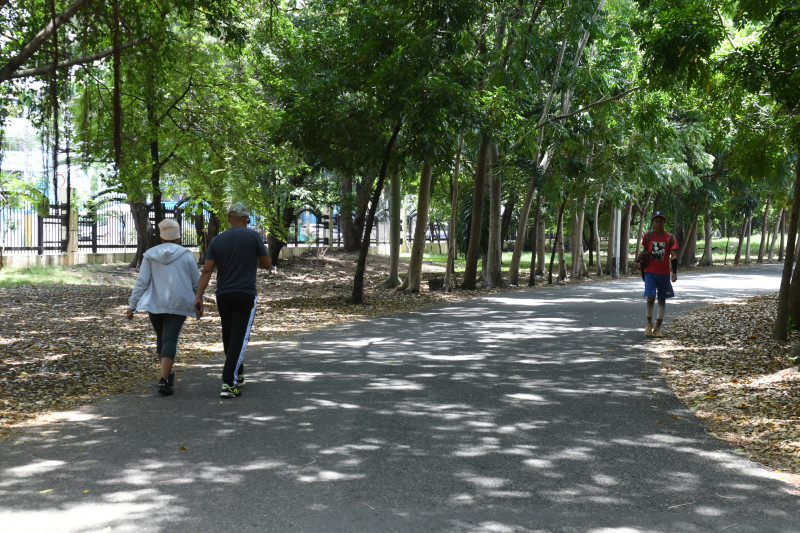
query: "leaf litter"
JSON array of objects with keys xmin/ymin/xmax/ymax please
[
  {"xmin": 1, "ymin": 254, "xmax": 798, "ymax": 487},
  {"xmin": 650, "ymin": 293, "xmax": 800, "ymax": 487}
]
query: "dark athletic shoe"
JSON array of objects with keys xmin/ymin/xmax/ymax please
[
  {"xmin": 167, "ymin": 371, "xmax": 175, "ymax": 386},
  {"xmin": 236, "ymin": 369, "xmax": 245, "ymax": 386},
  {"xmin": 220, "ymin": 384, "xmax": 240, "ymax": 398},
  {"xmin": 158, "ymin": 378, "xmax": 174, "ymax": 396}
]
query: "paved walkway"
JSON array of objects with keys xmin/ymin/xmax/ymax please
[{"xmin": 1, "ymin": 265, "xmax": 798, "ymax": 533}]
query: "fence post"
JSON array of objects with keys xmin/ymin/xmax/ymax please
[{"xmin": 37, "ymin": 210, "xmax": 44, "ymax": 255}]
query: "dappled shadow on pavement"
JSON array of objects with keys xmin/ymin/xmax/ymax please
[{"xmin": 1, "ymin": 269, "xmax": 797, "ymax": 532}]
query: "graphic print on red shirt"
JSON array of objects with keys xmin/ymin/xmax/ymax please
[{"xmin": 642, "ymin": 232, "xmax": 678, "ymax": 276}]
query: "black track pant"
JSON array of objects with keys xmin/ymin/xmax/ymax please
[{"xmin": 216, "ymin": 292, "xmax": 257, "ymax": 386}]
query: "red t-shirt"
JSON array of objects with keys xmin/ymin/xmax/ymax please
[{"xmin": 642, "ymin": 231, "xmax": 678, "ymax": 275}]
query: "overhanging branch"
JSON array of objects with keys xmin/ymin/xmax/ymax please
[
  {"xmin": 540, "ymin": 84, "xmax": 646, "ymax": 127},
  {"xmin": 0, "ymin": 0, "xmax": 95, "ymax": 83},
  {"xmin": 8, "ymin": 36, "xmax": 151, "ymax": 80}
]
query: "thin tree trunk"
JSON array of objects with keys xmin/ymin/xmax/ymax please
[
  {"xmin": 594, "ymin": 187, "xmax": 604, "ymax": 276},
  {"xmin": 397, "ymin": 161, "xmax": 433, "ymax": 293},
  {"xmin": 757, "ymin": 195, "xmax": 772, "ymax": 263},
  {"xmin": 769, "ymin": 207, "xmax": 784, "ymax": 262},
  {"xmin": 445, "ymin": 131, "xmax": 464, "ymax": 291},
  {"xmin": 350, "ymin": 123, "xmax": 401, "ymax": 304},
  {"xmin": 619, "ymin": 199, "xmax": 632, "ymax": 274},
  {"xmin": 461, "ymin": 139, "xmax": 490, "ymax": 290},
  {"xmin": 744, "ymin": 216, "xmax": 753, "ymax": 263},
  {"xmin": 536, "ymin": 198, "xmax": 545, "ymax": 276},
  {"xmin": 384, "ymin": 166, "xmax": 402, "ymax": 288},
  {"xmin": 548, "ymin": 198, "xmax": 566, "ymax": 284},
  {"xmin": 112, "ymin": 0, "xmax": 121, "ymax": 170},
  {"xmin": 528, "ymin": 192, "xmax": 542, "ymax": 286},
  {"xmin": 485, "ymin": 142, "xmax": 503, "ymax": 288},
  {"xmin": 733, "ymin": 215, "xmax": 748, "ymax": 265},
  {"xmin": 699, "ymin": 211, "xmax": 714, "ymax": 266},
  {"xmin": 606, "ymin": 207, "xmax": 616, "ymax": 275}
]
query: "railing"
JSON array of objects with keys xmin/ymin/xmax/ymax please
[{"xmin": 1, "ymin": 198, "xmax": 448, "ymax": 256}]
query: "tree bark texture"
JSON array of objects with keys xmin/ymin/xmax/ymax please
[
  {"xmin": 485, "ymin": 142, "xmax": 503, "ymax": 288},
  {"xmin": 444, "ymin": 131, "xmax": 464, "ymax": 291},
  {"xmin": 350, "ymin": 123, "xmax": 401, "ymax": 304},
  {"xmin": 397, "ymin": 161, "xmax": 433, "ymax": 293},
  {"xmin": 775, "ymin": 137, "xmax": 800, "ymax": 340},
  {"xmin": 758, "ymin": 195, "xmax": 772, "ymax": 263},
  {"xmin": 461, "ymin": 139, "xmax": 490, "ymax": 290},
  {"xmin": 594, "ymin": 188, "xmax": 604, "ymax": 276},
  {"xmin": 385, "ymin": 167, "xmax": 401, "ymax": 289}
]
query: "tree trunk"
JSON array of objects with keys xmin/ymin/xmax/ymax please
[
  {"xmin": 619, "ymin": 199, "xmax": 632, "ymax": 274},
  {"xmin": 444, "ymin": 131, "xmax": 464, "ymax": 291},
  {"xmin": 340, "ymin": 176, "xmax": 356, "ymax": 251},
  {"xmin": 528, "ymin": 192, "xmax": 542, "ymax": 286},
  {"xmin": 461, "ymin": 139, "xmax": 490, "ymax": 290},
  {"xmin": 594, "ymin": 188, "xmax": 604, "ymax": 276},
  {"xmin": 775, "ymin": 137, "xmax": 800, "ymax": 340},
  {"xmin": 397, "ymin": 161, "xmax": 433, "ymax": 293},
  {"xmin": 548, "ymin": 198, "xmax": 566, "ymax": 284},
  {"xmin": 677, "ymin": 219, "xmax": 697, "ymax": 267},
  {"xmin": 350, "ymin": 123, "xmax": 401, "ymax": 304},
  {"xmin": 769, "ymin": 207, "xmax": 784, "ymax": 262},
  {"xmin": 606, "ymin": 207, "xmax": 615, "ymax": 275},
  {"xmin": 744, "ymin": 216, "xmax": 753, "ymax": 263},
  {"xmin": 536, "ymin": 198, "xmax": 545, "ymax": 276},
  {"xmin": 757, "ymin": 195, "xmax": 772, "ymax": 263},
  {"xmin": 699, "ymin": 211, "xmax": 714, "ymax": 266},
  {"xmin": 485, "ymin": 142, "xmax": 503, "ymax": 288},
  {"xmin": 733, "ymin": 215, "xmax": 748, "ymax": 265},
  {"xmin": 572, "ymin": 196, "xmax": 587, "ymax": 278},
  {"xmin": 509, "ymin": 175, "xmax": 537, "ymax": 285},
  {"xmin": 112, "ymin": 0, "xmax": 122, "ymax": 170},
  {"xmin": 384, "ymin": 166, "xmax": 402, "ymax": 288},
  {"xmin": 129, "ymin": 200, "xmax": 156, "ymax": 268}
]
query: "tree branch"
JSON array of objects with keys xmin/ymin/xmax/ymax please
[
  {"xmin": 540, "ymin": 84, "xmax": 646, "ymax": 127},
  {"xmin": 0, "ymin": 0, "xmax": 95, "ymax": 83},
  {"xmin": 8, "ymin": 36, "xmax": 151, "ymax": 80}
]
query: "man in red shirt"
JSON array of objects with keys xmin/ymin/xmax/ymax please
[{"xmin": 641, "ymin": 211, "xmax": 678, "ymax": 337}]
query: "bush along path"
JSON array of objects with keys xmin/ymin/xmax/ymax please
[{"xmin": 0, "ymin": 254, "xmax": 798, "ymax": 487}]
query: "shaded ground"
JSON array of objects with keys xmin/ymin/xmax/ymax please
[{"xmin": 1, "ymin": 251, "xmax": 798, "ymax": 487}]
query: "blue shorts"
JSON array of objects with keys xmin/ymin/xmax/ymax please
[{"xmin": 643, "ymin": 273, "xmax": 674, "ymax": 300}]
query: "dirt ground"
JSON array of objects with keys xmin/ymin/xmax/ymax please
[{"xmin": 1, "ymin": 251, "xmax": 798, "ymax": 488}]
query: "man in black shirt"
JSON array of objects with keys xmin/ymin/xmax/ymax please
[{"xmin": 194, "ymin": 202, "xmax": 271, "ymax": 398}]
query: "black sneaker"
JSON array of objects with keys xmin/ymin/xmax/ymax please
[
  {"xmin": 158, "ymin": 378, "xmax": 174, "ymax": 396},
  {"xmin": 167, "ymin": 371, "xmax": 175, "ymax": 386},
  {"xmin": 220, "ymin": 383, "xmax": 240, "ymax": 398},
  {"xmin": 236, "ymin": 369, "xmax": 245, "ymax": 386}
]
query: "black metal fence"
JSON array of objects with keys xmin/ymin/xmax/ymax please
[{"xmin": 1, "ymin": 196, "xmax": 446, "ymax": 256}]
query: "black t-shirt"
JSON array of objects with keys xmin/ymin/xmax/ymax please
[{"xmin": 206, "ymin": 227, "xmax": 268, "ymax": 296}]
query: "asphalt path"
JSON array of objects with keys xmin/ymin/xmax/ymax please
[{"xmin": 2, "ymin": 264, "xmax": 798, "ymax": 533}]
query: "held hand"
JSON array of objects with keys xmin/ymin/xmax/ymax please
[
  {"xmin": 672, "ymin": 273, "xmax": 677, "ymax": 282},
  {"xmin": 125, "ymin": 309, "xmax": 134, "ymax": 321},
  {"xmin": 194, "ymin": 299, "xmax": 204, "ymax": 318}
]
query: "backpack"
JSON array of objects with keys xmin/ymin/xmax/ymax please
[{"xmin": 636, "ymin": 231, "xmax": 674, "ymax": 281}]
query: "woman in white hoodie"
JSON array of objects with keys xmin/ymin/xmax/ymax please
[{"xmin": 126, "ymin": 219, "xmax": 199, "ymax": 395}]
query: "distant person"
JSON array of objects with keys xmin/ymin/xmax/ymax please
[
  {"xmin": 639, "ymin": 211, "xmax": 678, "ymax": 337},
  {"xmin": 194, "ymin": 202, "xmax": 271, "ymax": 398},
  {"xmin": 126, "ymin": 219, "xmax": 199, "ymax": 396}
]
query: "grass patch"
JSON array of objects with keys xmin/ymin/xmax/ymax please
[{"xmin": 0, "ymin": 265, "xmax": 95, "ymax": 288}]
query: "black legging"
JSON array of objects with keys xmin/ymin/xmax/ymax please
[{"xmin": 148, "ymin": 313, "xmax": 187, "ymax": 359}]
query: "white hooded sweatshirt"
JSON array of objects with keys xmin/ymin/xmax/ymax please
[{"xmin": 128, "ymin": 243, "xmax": 200, "ymax": 318}]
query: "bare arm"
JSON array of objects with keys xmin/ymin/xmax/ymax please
[
  {"xmin": 194, "ymin": 259, "xmax": 216, "ymax": 318},
  {"xmin": 259, "ymin": 254, "xmax": 272, "ymax": 270}
]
